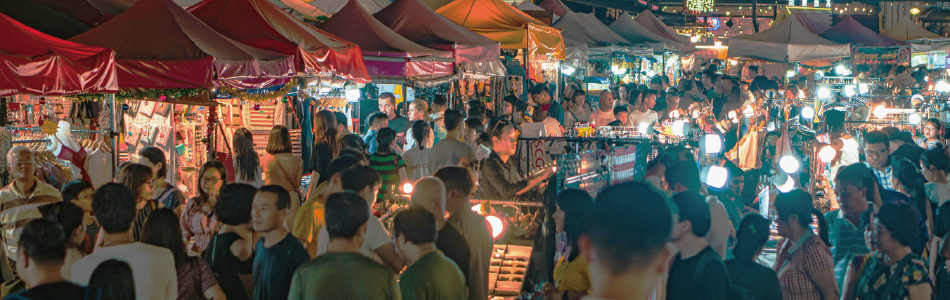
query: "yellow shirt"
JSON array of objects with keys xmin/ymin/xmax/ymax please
[
  {"xmin": 292, "ymin": 194, "xmax": 325, "ymax": 259},
  {"xmin": 553, "ymin": 255, "xmax": 591, "ymax": 293}
]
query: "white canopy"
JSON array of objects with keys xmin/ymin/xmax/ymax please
[
  {"xmin": 609, "ymin": 12, "xmax": 680, "ymax": 53},
  {"xmin": 728, "ymin": 16, "xmax": 849, "ymax": 62},
  {"xmin": 634, "ymin": 10, "xmax": 694, "ymax": 53},
  {"xmin": 516, "ymin": 1, "xmax": 558, "ymax": 23},
  {"xmin": 883, "ymin": 16, "xmax": 942, "ymax": 41},
  {"xmin": 563, "ymin": 37, "xmax": 589, "ymax": 68}
]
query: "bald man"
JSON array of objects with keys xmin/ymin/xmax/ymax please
[
  {"xmin": 409, "ymin": 177, "xmax": 471, "ymax": 281},
  {"xmin": 0, "ymin": 146, "xmax": 62, "ymax": 291},
  {"xmin": 590, "ymin": 90, "xmax": 616, "ymax": 127}
]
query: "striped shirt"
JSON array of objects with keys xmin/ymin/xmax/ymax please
[
  {"xmin": 824, "ymin": 209, "xmax": 870, "ymax": 290},
  {"xmin": 0, "ymin": 179, "xmax": 61, "ymax": 279},
  {"xmin": 864, "ymin": 162, "xmax": 893, "ymax": 191},
  {"xmin": 369, "ymin": 153, "xmax": 406, "ymax": 202}
]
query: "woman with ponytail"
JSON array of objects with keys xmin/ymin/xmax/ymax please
[
  {"xmin": 402, "ymin": 120, "xmax": 431, "ymax": 181},
  {"xmin": 892, "ymin": 157, "xmax": 933, "ymax": 231},
  {"xmin": 725, "ymin": 214, "xmax": 782, "ymax": 300},
  {"xmin": 772, "ymin": 189, "xmax": 839, "ymax": 300}
]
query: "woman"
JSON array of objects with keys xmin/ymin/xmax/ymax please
[
  {"xmin": 922, "ymin": 148, "xmax": 950, "ymax": 207},
  {"xmin": 369, "ymin": 128, "xmax": 408, "ymax": 204},
  {"xmin": 772, "ymin": 189, "xmax": 839, "ymax": 300},
  {"xmin": 114, "ymin": 163, "xmax": 154, "ymax": 242},
  {"xmin": 232, "ymin": 128, "xmax": 263, "ymax": 188},
  {"xmin": 627, "ymin": 90, "xmax": 643, "ymax": 110},
  {"xmin": 261, "ymin": 125, "xmax": 302, "ymax": 230},
  {"xmin": 87, "ymin": 260, "xmax": 136, "ymax": 300},
  {"xmin": 204, "ymin": 184, "xmax": 257, "ymax": 300},
  {"xmin": 182, "ymin": 160, "xmax": 228, "ymax": 254},
  {"xmin": 892, "ymin": 157, "xmax": 933, "ymax": 245},
  {"xmin": 139, "ymin": 147, "xmax": 186, "ymax": 217},
  {"xmin": 933, "ymin": 201, "xmax": 950, "ymax": 299},
  {"xmin": 309, "ymin": 110, "xmax": 339, "ymax": 186},
  {"xmin": 61, "ymin": 180, "xmax": 96, "ymax": 253},
  {"xmin": 405, "ymin": 99, "xmax": 437, "ymax": 151},
  {"xmin": 918, "ymin": 119, "xmax": 944, "ymax": 150},
  {"xmin": 725, "ymin": 214, "xmax": 782, "ymax": 300},
  {"xmin": 564, "ymin": 90, "xmax": 591, "ymax": 124},
  {"xmin": 144, "ymin": 208, "xmax": 227, "ymax": 300},
  {"xmin": 853, "ymin": 203, "xmax": 932, "ymax": 300},
  {"xmin": 463, "ymin": 118, "xmax": 484, "ymax": 149},
  {"xmin": 402, "ymin": 120, "xmax": 431, "ymax": 182},
  {"xmin": 340, "ymin": 133, "xmax": 365, "ymax": 153},
  {"xmin": 38, "ymin": 201, "xmax": 86, "ymax": 280},
  {"xmin": 541, "ymin": 189, "xmax": 593, "ymax": 300}
]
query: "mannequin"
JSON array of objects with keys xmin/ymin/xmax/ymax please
[{"xmin": 48, "ymin": 121, "xmax": 90, "ymax": 182}]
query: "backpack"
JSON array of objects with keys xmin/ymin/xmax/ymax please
[{"xmin": 693, "ymin": 249, "xmax": 756, "ymax": 300}]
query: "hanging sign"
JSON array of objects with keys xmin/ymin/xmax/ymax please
[{"xmin": 852, "ymin": 45, "xmax": 912, "ymax": 65}]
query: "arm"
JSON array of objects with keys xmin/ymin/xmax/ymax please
[
  {"xmin": 840, "ymin": 258, "xmax": 857, "ymax": 300},
  {"xmin": 931, "ymin": 237, "xmax": 941, "ymax": 281},
  {"xmin": 907, "ymin": 283, "xmax": 932, "ymax": 300},
  {"xmin": 481, "ymin": 159, "xmax": 528, "ymax": 199},
  {"xmin": 375, "ymin": 244, "xmax": 407, "ymax": 273},
  {"xmin": 515, "ymin": 169, "xmax": 553, "ymax": 196},
  {"xmin": 204, "ymin": 285, "xmax": 226, "ymax": 300},
  {"xmin": 811, "ymin": 268, "xmax": 840, "ymax": 300}
]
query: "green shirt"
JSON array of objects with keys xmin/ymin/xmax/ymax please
[
  {"xmin": 400, "ymin": 250, "xmax": 467, "ymax": 300},
  {"xmin": 288, "ymin": 252, "xmax": 401, "ymax": 300},
  {"xmin": 824, "ymin": 209, "xmax": 871, "ymax": 290},
  {"xmin": 369, "ymin": 153, "xmax": 406, "ymax": 202}
]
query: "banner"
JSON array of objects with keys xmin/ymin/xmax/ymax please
[{"xmin": 852, "ymin": 45, "xmax": 912, "ymax": 65}]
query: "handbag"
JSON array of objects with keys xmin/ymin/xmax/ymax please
[{"xmin": 273, "ymin": 158, "xmax": 303, "ymax": 199}]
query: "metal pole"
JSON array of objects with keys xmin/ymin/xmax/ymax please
[
  {"xmin": 523, "ymin": 48, "xmax": 530, "ymax": 101},
  {"xmin": 110, "ymin": 95, "xmax": 118, "ymax": 171}
]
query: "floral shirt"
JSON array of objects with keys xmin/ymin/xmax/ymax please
[{"xmin": 856, "ymin": 252, "xmax": 931, "ymax": 300}]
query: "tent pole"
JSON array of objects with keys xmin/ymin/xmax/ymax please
[
  {"xmin": 523, "ymin": 48, "xmax": 530, "ymax": 101},
  {"xmin": 110, "ymin": 94, "xmax": 118, "ymax": 172}
]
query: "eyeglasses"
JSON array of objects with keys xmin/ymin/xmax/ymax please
[
  {"xmin": 13, "ymin": 161, "xmax": 34, "ymax": 167},
  {"xmin": 200, "ymin": 177, "xmax": 222, "ymax": 184}
]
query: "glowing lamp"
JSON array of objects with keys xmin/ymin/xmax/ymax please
[
  {"xmin": 909, "ymin": 113, "xmax": 922, "ymax": 125},
  {"xmin": 638, "ymin": 122, "xmax": 651, "ymax": 135},
  {"xmin": 672, "ymin": 120, "xmax": 689, "ymax": 137},
  {"xmin": 344, "ymin": 83, "xmax": 360, "ymax": 101},
  {"xmin": 815, "ymin": 71, "xmax": 824, "ymax": 80},
  {"xmin": 859, "ymin": 84, "xmax": 869, "ymax": 94},
  {"xmin": 835, "ymin": 64, "xmax": 851, "ymax": 76},
  {"xmin": 669, "ymin": 110, "xmax": 680, "ymax": 118},
  {"xmin": 471, "ymin": 204, "xmax": 483, "ymax": 213},
  {"xmin": 786, "ymin": 70, "xmax": 796, "ymax": 78},
  {"xmin": 818, "ymin": 145, "xmax": 836, "ymax": 163},
  {"xmin": 611, "ymin": 65, "xmax": 627, "ymax": 75},
  {"xmin": 701, "ymin": 134, "xmax": 723, "ymax": 154},
  {"xmin": 402, "ymin": 182, "xmax": 413, "ymax": 194},
  {"xmin": 842, "ymin": 85, "xmax": 856, "ymax": 98},
  {"xmin": 873, "ymin": 104, "xmax": 888, "ymax": 119},
  {"xmin": 911, "ymin": 7, "xmax": 920, "ymax": 15},
  {"xmin": 776, "ymin": 175, "xmax": 796, "ymax": 193},
  {"xmin": 779, "ymin": 155, "xmax": 801, "ymax": 173},
  {"xmin": 801, "ymin": 106, "xmax": 815, "ymax": 119},
  {"xmin": 817, "ymin": 86, "xmax": 831, "ymax": 99},
  {"xmin": 690, "ymin": 35, "xmax": 701, "ymax": 43},
  {"xmin": 561, "ymin": 65, "xmax": 576, "ymax": 76},
  {"xmin": 646, "ymin": 70, "xmax": 656, "ymax": 78},
  {"xmin": 727, "ymin": 111, "xmax": 737, "ymax": 120},
  {"xmin": 486, "ymin": 216, "xmax": 504, "ymax": 238},
  {"xmin": 704, "ymin": 165, "xmax": 729, "ymax": 188},
  {"xmin": 743, "ymin": 105, "xmax": 754, "ymax": 117}
]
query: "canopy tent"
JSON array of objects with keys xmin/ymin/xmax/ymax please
[
  {"xmin": 0, "ymin": 12, "xmax": 117, "ymax": 96},
  {"xmin": 318, "ymin": 0, "xmax": 452, "ymax": 80},
  {"xmin": 634, "ymin": 10, "xmax": 694, "ymax": 53},
  {"xmin": 552, "ymin": 12, "xmax": 650, "ymax": 57},
  {"xmin": 728, "ymin": 16, "xmax": 849, "ymax": 63},
  {"xmin": 0, "ymin": 0, "xmax": 90, "ymax": 39},
  {"xmin": 374, "ymin": 0, "xmax": 500, "ymax": 65},
  {"xmin": 538, "ymin": 0, "xmax": 569, "ymax": 17},
  {"xmin": 515, "ymin": 1, "xmax": 543, "ymax": 11},
  {"xmin": 70, "ymin": 0, "xmax": 295, "ymax": 90},
  {"xmin": 819, "ymin": 15, "xmax": 906, "ymax": 46},
  {"xmin": 609, "ymin": 12, "xmax": 680, "ymax": 53},
  {"xmin": 883, "ymin": 16, "xmax": 942, "ymax": 41},
  {"xmin": 26, "ymin": 0, "xmax": 104, "ymax": 27},
  {"xmin": 418, "ymin": 0, "xmax": 451, "ymax": 9},
  {"xmin": 436, "ymin": 0, "xmax": 565, "ymax": 59},
  {"xmin": 188, "ymin": 0, "xmax": 371, "ymax": 82},
  {"xmin": 562, "ymin": 37, "xmax": 588, "ymax": 68},
  {"xmin": 299, "ymin": 0, "xmax": 388, "ymax": 14},
  {"xmin": 774, "ymin": 6, "xmax": 832, "ymax": 35}
]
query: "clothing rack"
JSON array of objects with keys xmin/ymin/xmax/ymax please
[
  {"xmin": 2, "ymin": 126, "xmax": 108, "ymax": 134},
  {"xmin": 12, "ymin": 139, "xmax": 48, "ymax": 144}
]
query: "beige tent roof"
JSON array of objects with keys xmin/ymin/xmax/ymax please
[
  {"xmin": 515, "ymin": 0, "xmax": 543, "ymax": 10},
  {"xmin": 728, "ymin": 16, "xmax": 849, "ymax": 62},
  {"xmin": 883, "ymin": 16, "xmax": 941, "ymax": 41}
]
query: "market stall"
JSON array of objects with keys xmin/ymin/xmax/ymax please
[
  {"xmin": 727, "ymin": 16, "xmax": 850, "ymax": 63},
  {"xmin": 552, "ymin": 12, "xmax": 651, "ymax": 58},
  {"xmin": 609, "ymin": 12, "xmax": 683, "ymax": 54},
  {"xmin": 819, "ymin": 16, "xmax": 909, "ymax": 75}
]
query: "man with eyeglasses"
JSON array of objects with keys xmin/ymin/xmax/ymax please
[
  {"xmin": 863, "ymin": 131, "xmax": 893, "ymax": 191},
  {"xmin": 0, "ymin": 146, "xmax": 62, "ymax": 295},
  {"xmin": 479, "ymin": 119, "xmax": 553, "ymax": 200}
]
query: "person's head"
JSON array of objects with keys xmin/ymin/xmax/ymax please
[
  {"xmin": 463, "ymin": 118, "xmax": 484, "ymax": 142},
  {"xmin": 671, "ymin": 191, "xmax": 710, "ymax": 241},
  {"xmin": 266, "ymin": 125, "xmax": 293, "ymax": 154},
  {"xmin": 93, "ymin": 183, "xmax": 137, "ymax": 235},
  {"xmin": 887, "ymin": 131, "xmax": 915, "ymax": 153},
  {"xmin": 408, "ymin": 99, "xmax": 430, "ymax": 122},
  {"xmin": 231, "ymin": 128, "xmax": 259, "ymax": 182},
  {"xmin": 197, "ymin": 160, "xmax": 228, "ymax": 204},
  {"xmin": 571, "ymin": 89, "xmax": 586, "ymax": 107},
  {"xmin": 834, "ymin": 163, "xmax": 875, "ymax": 215},
  {"xmin": 87, "ymin": 260, "xmax": 135, "ymax": 300},
  {"xmin": 748, "ymin": 65, "xmax": 760, "ymax": 76},
  {"xmin": 16, "ymin": 219, "xmax": 66, "ymax": 286},
  {"xmin": 641, "ymin": 90, "xmax": 657, "ymax": 110},
  {"xmin": 501, "ymin": 96, "xmax": 517, "ymax": 115},
  {"xmin": 923, "ymin": 118, "xmax": 942, "ymax": 140},
  {"xmin": 378, "ymin": 93, "xmax": 397, "ymax": 118},
  {"xmin": 320, "ymin": 154, "xmax": 363, "ymax": 196},
  {"xmin": 598, "ymin": 90, "xmax": 613, "ymax": 108},
  {"xmin": 39, "ymin": 201, "xmax": 85, "ymax": 248},
  {"xmin": 432, "ymin": 95, "xmax": 448, "ymax": 111},
  {"xmin": 141, "ymin": 208, "xmax": 187, "ymax": 269},
  {"xmin": 726, "ymin": 166, "xmax": 745, "ymax": 196},
  {"xmin": 864, "ymin": 130, "xmax": 890, "ymax": 169},
  {"xmin": 434, "ymin": 167, "xmax": 475, "ymax": 214},
  {"xmin": 921, "ymin": 148, "xmax": 949, "ymax": 182},
  {"xmin": 393, "ymin": 206, "xmax": 437, "ymax": 262},
  {"xmin": 325, "ymin": 191, "xmax": 369, "ymax": 247},
  {"xmin": 774, "ymin": 189, "xmax": 829, "ymax": 245},
  {"xmin": 409, "ymin": 177, "xmax": 446, "ymax": 221},
  {"xmin": 61, "ymin": 179, "xmax": 93, "ymax": 204},
  {"xmin": 467, "ymin": 105, "xmax": 485, "ymax": 122},
  {"xmin": 486, "ymin": 118, "xmax": 518, "ymax": 156},
  {"xmin": 341, "ymin": 166, "xmax": 382, "ymax": 208},
  {"xmin": 896, "ymin": 65, "xmax": 908, "ymax": 74},
  {"xmin": 216, "ymin": 183, "xmax": 257, "ymax": 226},
  {"xmin": 555, "ymin": 189, "xmax": 593, "ymax": 261},
  {"xmin": 612, "ymin": 106, "xmax": 628, "ymax": 124},
  {"xmin": 313, "ymin": 110, "xmax": 339, "ymax": 154},
  {"xmin": 340, "ymin": 134, "xmax": 366, "ymax": 153},
  {"xmin": 627, "ymin": 90, "xmax": 642, "ymax": 107},
  {"xmin": 251, "ymin": 185, "xmax": 291, "ymax": 233},
  {"xmin": 137, "ymin": 147, "xmax": 168, "ymax": 180},
  {"xmin": 664, "ymin": 161, "xmax": 700, "ymax": 193},
  {"xmin": 891, "ymin": 157, "xmax": 929, "ymax": 221},
  {"xmin": 728, "ymin": 86, "xmax": 741, "ymax": 101},
  {"xmin": 333, "ymin": 111, "xmax": 350, "ymax": 134},
  {"xmin": 376, "ymin": 127, "xmax": 397, "ymax": 154},
  {"xmin": 115, "ymin": 163, "xmax": 153, "ymax": 200},
  {"xmin": 784, "ymin": 85, "xmax": 800, "ymax": 99},
  {"xmin": 874, "ymin": 203, "xmax": 919, "ymax": 252},
  {"xmin": 410, "ymin": 120, "xmax": 430, "ymax": 150},
  {"xmin": 7, "ymin": 146, "xmax": 34, "ymax": 181},
  {"xmin": 732, "ymin": 214, "xmax": 771, "ymax": 261},
  {"xmin": 665, "ymin": 89, "xmax": 680, "ymax": 109},
  {"xmin": 444, "ymin": 109, "xmax": 464, "ymax": 132},
  {"xmin": 365, "ymin": 112, "xmax": 390, "ymax": 132}
]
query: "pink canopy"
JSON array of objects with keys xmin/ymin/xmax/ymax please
[
  {"xmin": 819, "ymin": 16, "xmax": 906, "ymax": 46},
  {"xmin": 0, "ymin": 12, "xmax": 117, "ymax": 96},
  {"xmin": 538, "ymin": 0, "xmax": 570, "ymax": 17},
  {"xmin": 373, "ymin": 0, "xmax": 500, "ymax": 64}
]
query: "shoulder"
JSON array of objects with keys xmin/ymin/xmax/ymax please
[{"xmin": 35, "ymin": 182, "xmax": 61, "ymax": 198}]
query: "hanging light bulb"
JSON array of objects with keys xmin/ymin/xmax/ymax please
[
  {"xmin": 646, "ymin": 70, "xmax": 656, "ymax": 77},
  {"xmin": 786, "ymin": 70, "xmax": 796, "ymax": 78},
  {"xmin": 344, "ymin": 83, "xmax": 360, "ymax": 101},
  {"xmin": 817, "ymin": 86, "xmax": 831, "ymax": 99},
  {"xmin": 776, "ymin": 174, "xmax": 796, "ymax": 193},
  {"xmin": 842, "ymin": 85, "xmax": 856, "ymax": 98},
  {"xmin": 704, "ymin": 165, "xmax": 729, "ymax": 188},
  {"xmin": 669, "ymin": 110, "xmax": 680, "ymax": 119},
  {"xmin": 672, "ymin": 120, "xmax": 689, "ymax": 136},
  {"xmin": 561, "ymin": 64, "xmax": 576, "ymax": 76},
  {"xmin": 858, "ymin": 83, "xmax": 869, "ymax": 94},
  {"xmin": 873, "ymin": 104, "xmax": 888, "ymax": 118},
  {"xmin": 909, "ymin": 113, "xmax": 922, "ymax": 125},
  {"xmin": 815, "ymin": 71, "xmax": 824, "ymax": 81},
  {"xmin": 402, "ymin": 182, "xmax": 413, "ymax": 194},
  {"xmin": 486, "ymin": 216, "xmax": 504, "ymax": 238},
  {"xmin": 638, "ymin": 122, "xmax": 651, "ymax": 135},
  {"xmin": 692, "ymin": 110, "xmax": 700, "ymax": 118},
  {"xmin": 936, "ymin": 80, "xmax": 950, "ymax": 93},
  {"xmin": 835, "ymin": 64, "xmax": 851, "ymax": 76},
  {"xmin": 779, "ymin": 155, "xmax": 801, "ymax": 173},
  {"xmin": 728, "ymin": 111, "xmax": 737, "ymax": 120},
  {"xmin": 701, "ymin": 134, "xmax": 723, "ymax": 154},
  {"xmin": 801, "ymin": 106, "xmax": 815, "ymax": 119},
  {"xmin": 818, "ymin": 145, "xmax": 837, "ymax": 163},
  {"xmin": 743, "ymin": 105, "xmax": 754, "ymax": 117}
]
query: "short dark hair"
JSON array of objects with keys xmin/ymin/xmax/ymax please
[
  {"xmin": 888, "ymin": 131, "xmax": 916, "ymax": 145},
  {"xmin": 88, "ymin": 260, "xmax": 135, "ymax": 300},
  {"xmin": 340, "ymin": 148, "xmax": 367, "ymax": 163},
  {"xmin": 393, "ymin": 206, "xmax": 438, "ymax": 245},
  {"xmin": 61, "ymin": 180, "xmax": 93, "ymax": 203},
  {"xmin": 748, "ymin": 66, "xmax": 759, "ymax": 73},
  {"xmin": 138, "ymin": 147, "xmax": 167, "ymax": 178},
  {"xmin": 39, "ymin": 201, "xmax": 84, "ymax": 240},
  {"xmin": 376, "ymin": 127, "xmax": 397, "ymax": 154},
  {"xmin": 216, "ymin": 184, "xmax": 257, "ymax": 226},
  {"xmin": 529, "ymin": 83, "xmax": 550, "ymax": 96},
  {"xmin": 865, "ymin": 130, "xmax": 890, "ymax": 150},
  {"xmin": 642, "ymin": 89, "xmax": 658, "ymax": 98},
  {"xmin": 665, "ymin": 161, "xmax": 701, "ymax": 192},
  {"xmin": 672, "ymin": 191, "xmax": 711, "ymax": 237},
  {"xmin": 259, "ymin": 185, "xmax": 291, "ymax": 210},
  {"xmin": 612, "ymin": 105, "xmax": 628, "ymax": 116},
  {"xmin": 18, "ymin": 219, "xmax": 66, "ymax": 264},
  {"xmin": 341, "ymin": 166, "xmax": 382, "ymax": 193},
  {"xmin": 896, "ymin": 65, "xmax": 908, "ymax": 74},
  {"xmin": 266, "ymin": 125, "xmax": 293, "ymax": 154},
  {"xmin": 432, "ymin": 95, "xmax": 448, "ymax": 107},
  {"xmin": 333, "ymin": 111, "xmax": 348, "ymax": 126},
  {"xmin": 92, "ymin": 183, "xmax": 137, "ymax": 234},
  {"xmin": 327, "ymin": 155, "xmax": 362, "ymax": 178},
  {"xmin": 876, "ymin": 203, "xmax": 920, "ymax": 247},
  {"xmin": 434, "ymin": 167, "xmax": 475, "ymax": 196},
  {"xmin": 340, "ymin": 134, "xmax": 366, "ymax": 152},
  {"xmin": 464, "ymin": 118, "xmax": 484, "ymax": 133},
  {"xmin": 590, "ymin": 182, "xmax": 673, "ymax": 275},
  {"xmin": 379, "ymin": 92, "xmax": 396, "ymax": 103},
  {"xmin": 325, "ymin": 192, "xmax": 369, "ymax": 239},
  {"xmin": 366, "ymin": 112, "xmax": 389, "ymax": 129},
  {"xmin": 411, "ymin": 120, "xmax": 430, "ymax": 150},
  {"xmin": 444, "ymin": 109, "xmax": 464, "ymax": 131}
]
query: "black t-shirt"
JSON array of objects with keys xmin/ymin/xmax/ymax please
[
  {"xmin": 203, "ymin": 232, "xmax": 255, "ymax": 300},
  {"xmin": 436, "ymin": 223, "xmax": 472, "ymax": 280},
  {"xmin": 308, "ymin": 141, "xmax": 334, "ymax": 184},
  {"xmin": 666, "ymin": 246, "xmax": 729, "ymax": 300},
  {"xmin": 725, "ymin": 258, "xmax": 782, "ymax": 300},
  {"xmin": 751, "ymin": 76, "xmax": 769, "ymax": 91},
  {"xmin": 6, "ymin": 281, "xmax": 85, "ymax": 300}
]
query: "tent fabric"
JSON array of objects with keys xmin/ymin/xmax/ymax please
[
  {"xmin": 318, "ymin": 0, "xmax": 452, "ymax": 79},
  {"xmin": 0, "ymin": 0, "xmax": 90, "ymax": 40},
  {"xmin": 883, "ymin": 16, "xmax": 942, "ymax": 41},
  {"xmin": 301, "ymin": 0, "xmax": 385, "ymax": 14},
  {"xmin": 634, "ymin": 10, "xmax": 694, "ymax": 52},
  {"xmin": 188, "ymin": 0, "xmax": 371, "ymax": 83},
  {"xmin": 774, "ymin": 7, "xmax": 831, "ymax": 35},
  {"xmin": 562, "ymin": 37, "xmax": 588, "ymax": 68},
  {"xmin": 552, "ymin": 12, "xmax": 628, "ymax": 47},
  {"xmin": 609, "ymin": 12, "xmax": 680, "ymax": 53},
  {"xmin": 418, "ymin": 0, "xmax": 451, "ymax": 9},
  {"xmin": 819, "ymin": 16, "xmax": 906, "ymax": 46},
  {"xmin": 515, "ymin": 1, "xmax": 543, "ymax": 11},
  {"xmin": 728, "ymin": 16, "xmax": 850, "ymax": 63},
  {"xmin": 0, "ymin": 12, "xmax": 117, "ymax": 96},
  {"xmin": 26, "ymin": 0, "xmax": 104, "ymax": 28},
  {"xmin": 538, "ymin": 0, "xmax": 570, "ymax": 17},
  {"xmin": 436, "ymin": 0, "xmax": 565, "ymax": 59},
  {"xmin": 374, "ymin": 0, "xmax": 500, "ymax": 65},
  {"xmin": 70, "ymin": 0, "xmax": 295, "ymax": 90}
]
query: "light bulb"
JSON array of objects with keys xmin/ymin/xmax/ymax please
[
  {"xmin": 779, "ymin": 155, "xmax": 800, "ymax": 173},
  {"xmin": 843, "ymin": 85, "xmax": 856, "ymax": 98},
  {"xmin": 702, "ymin": 134, "xmax": 722, "ymax": 154},
  {"xmin": 471, "ymin": 204, "xmax": 483, "ymax": 213},
  {"xmin": 638, "ymin": 122, "xmax": 650, "ymax": 135},
  {"xmin": 776, "ymin": 175, "xmax": 796, "ymax": 192},
  {"xmin": 486, "ymin": 216, "xmax": 504, "ymax": 238},
  {"xmin": 646, "ymin": 70, "xmax": 656, "ymax": 77},
  {"xmin": 672, "ymin": 120, "xmax": 689, "ymax": 136},
  {"xmin": 801, "ymin": 106, "xmax": 815, "ymax": 119},
  {"xmin": 561, "ymin": 65, "xmax": 575, "ymax": 76},
  {"xmin": 728, "ymin": 111, "xmax": 737, "ymax": 119},
  {"xmin": 402, "ymin": 183, "xmax": 413, "ymax": 194},
  {"xmin": 815, "ymin": 71, "xmax": 824, "ymax": 80},
  {"xmin": 909, "ymin": 113, "xmax": 922, "ymax": 125},
  {"xmin": 670, "ymin": 110, "xmax": 680, "ymax": 118},
  {"xmin": 705, "ymin": 166, "xmax": 729, "ymax": 188},
  {"xmin": 743, "ymin": 105, "xmax": 754, "ymax": 117},
  {"xmin": 818, "ymin": 145, "xmax": 836, "ymax": 163},
  {"xmin": 858, "ymin": 83, "xmax": 869, "ymax": 94},
  {"xmin": 611, "ymin": 65, "xmax": 627, "ymax": 75},
  {"xmin": 835, "ymin": 64, "xmax": 851, "ymax": 76},
  {"xmin": 692, "ymin": 110, "xmax": 700, "ymax": 118},
  {"xmin": 873, "ymin": 104, "xmax": 887, "ymax": 118},
  {"xmin": 786, "ymin": 70, "xmax": 796, "ymax": 78},
  {"xmin": 937, "ymin": 80, "xmax": 950, "ymax": 93},
  {"xmin": 817, "ymin": 87, "xmax": 831, "ymax": 99}
]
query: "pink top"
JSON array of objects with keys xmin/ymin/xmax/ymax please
[
  {"xmin": 180, "ymin": 198, "xmax": 218, "ymax": 252},
  {"xmin": 54, "ymin": 136, "xmax": 89, "ymax": 182}
]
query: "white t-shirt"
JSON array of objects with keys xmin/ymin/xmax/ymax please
[
  {"xmin": 926, "ymin": 182, "xmax": 950, "ymax": 206},
  {"xmin": 541, "ymin": 117, "xmax": 562, "ymax": 137},
  {"xmin": 315, "ymin": 215, "xmax": 392, "ymax": 265},
  {"xmin": 589, "ymin": 109, "xmax": 615, "ymax": 127},
  {"xmin": 70, "ymin": 242, "xmax": 177, "ymax": 300},
  {"xmin": 704, "ymin": 196, "xmax": 731, "ymax": 259},
  {"xmin": 628, "ymin": 109, "xmax": 658, "ymax": 127},
  {"xmin": 402, "ymin": 146, "xmax": 431, "ymax": 182}
]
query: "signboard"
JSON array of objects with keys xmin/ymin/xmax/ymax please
[{"xmin": 852, "ymin": 45, "xmax": 911, "ymax": 65}]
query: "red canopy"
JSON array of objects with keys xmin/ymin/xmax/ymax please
[
  {"xmin": 70, "ymin": 0, "xmax": 295, "ymax": 90},
  {"xmin": 188, "ymin": 0, "xmax": 371, "ymax": 82},
  {"xmin": 819, "ymin": 15, "xmax": 906, "ymax": 46},
  {"xmin": 318, "ymin": 0, "xmax": 452, "ymax": 80},
  {"xmin": 0, "ymin": 12, "xmax": 117, "ymax": 96},
  {"xmin": 373, "ymin": 0, "xmax": 500, "ymax": 64}
]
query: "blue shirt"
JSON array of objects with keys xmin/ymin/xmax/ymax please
[
  {"xmin": 363, "ymin": 129, "xmax": 378, "ymax": 154},
  {"xmin": 253, "ymin": 234, "xmax": 310, "ymax": 300},
  {"xmin": 864, "ymin": 162, "xmax": 893, "ymax": 191}
]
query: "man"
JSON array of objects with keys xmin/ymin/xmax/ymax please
[
  {"xmin": 628, "ymin": 90, "xmax": 658, "ymax": 127},
  {"xmin": 393, "ymin": 207, "xmax": 467, "ymax": 300},
  {"xmin": 864, "ymin": 130, "xmax": 893, "ymax": 191},
  {"xmin": 334, "ymin": 111, "xmax": 355, "ymax": 137},
  {"xmin": 579, "ymin": 182, "xmax": 673, "ymax": 300},
  {"xmin": 666, "ymin": 191, "xmax": 729, "ymax": 300},
  {"xmin": 6, "ymin": 219, "xmax": 84, "ymax": 300},
  {"xmin": 658, "ymin": 89, "xmax": 681, "ymax": 121},
  {"xmin": 649, "ymin": 77, "xmax": 663, "ymax": 91},
  {"xmin": 409, "ymin": 177, "xmax": 471, "ymax": 280},
  {"xmin": 479, "ymin": 120, "xmax": 553, "ymax": 200},
  {"xmin": 294, "ymin": 155, "xmax": 362, "ymax": 258},
  {"xmin": 288, "ymin": 192, "xmax": 400, "ymax": 300},
  {"xmin": 427, "ymin": 109, "xmax": 475, "ymax": 173},
  {"xmin": 749, "ymin": 66, "xmax": 768, "ymax": 92},
  {"xmin": 379, "ymin": 92, "xmax": 410, "ymax": 134},
  {"xmin": 363, "ymin": 112, "xmax": 389, "ymax": 155},
  {"xmin": 70, "ymin": 183, "xmax": 176, "ymax": 300},
  {"xmin": 252, "ymin": 185, "xmax": 310, "ymax": 300},
  {"xmin": 431, "ymin": 95, "xmax": 448, "ymax": 125},
  {"xmin": 434, "ymin": 167, "xmax": 492, "ymax": 300},
  {"xmin": 530, "ymin": 84, "xmax": 563, "ymax": 125},
  {"xmin": 719, "ymin": 165, "xmax": 745, "ymax": 229},
  {"xmin": 665, "ymin": 162, "xmax": 732, "ymax": 259},
  {"xmin": 894, "ymin": 65, "xmax": 914, "ymax": 91},
  {"xmin": 589, "ymin": 90, "xmax": 615, "ymax": 127},
  {"xmin": 826, "ymin": 166, "xmax": 872, "ymax": 289},
  {"xmin": 0, "ymin": 146, "xmax": 62, "ymax": 288},
  {"xmin": 315, "ymin": 166, "xmax": 406, "ymax": 273},
  {"xmin": 606, "ymin": 106, "xmax": 629, "ymax": 127}
]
